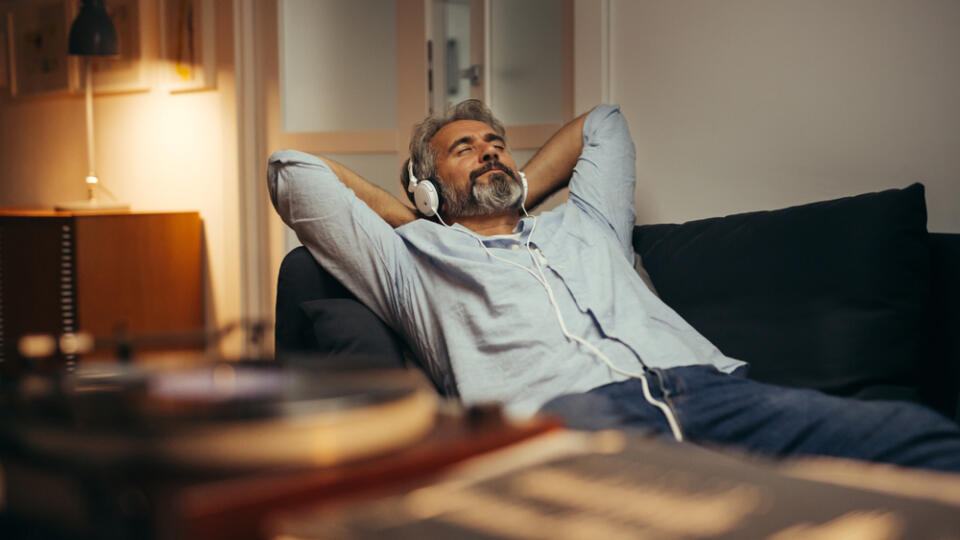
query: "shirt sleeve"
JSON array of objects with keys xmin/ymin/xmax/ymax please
[
  {"xmin": 567, "ymin": 105, "xmax": 637, "ymax": 257},
  {"xmin": 267, "ymin": 150, "xmax": 412, "ymax": 327}
]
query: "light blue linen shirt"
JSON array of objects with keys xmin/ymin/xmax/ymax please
[{"xmin": 268, "ymin": 105, "xmax": 744, "ymax": 416}]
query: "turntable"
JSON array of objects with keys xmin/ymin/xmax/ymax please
[
  {"xmin": 0, "ymin": 360, "xmax": 559, "ymax": 540},
  {"xmin": 2, "ymin": 363, "xmax": 438, "ymax": 468}
]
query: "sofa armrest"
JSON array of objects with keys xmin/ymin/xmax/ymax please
[{"xmin": 928, "ymin": 233, "xmax": 960, "ymax": 420}]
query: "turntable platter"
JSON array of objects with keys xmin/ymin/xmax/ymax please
[{"xmin": 1, "ymin": 365, "xmax": 438, "ymax": 468}]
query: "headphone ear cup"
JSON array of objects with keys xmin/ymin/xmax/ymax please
[{"xmin": 414, "ymin": 178, "xmax": 443, "ymax": 217}]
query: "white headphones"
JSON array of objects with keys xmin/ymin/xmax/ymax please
[
  {"xmin": 407, "ymin": 159, "xmax": 528, "ymax": 218},
  {"xmin": 407, "ymin": 160, "xmax": 443, "ymax": 217}
]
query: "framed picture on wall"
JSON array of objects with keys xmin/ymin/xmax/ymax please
[
  {"xmin": 159, "ymin": 0, "xmax": 216, "ymax": 92},
  {"xmin": 85, "ymin": 0, "xmax": 150, "ymax": 93},
  {"xmin": 7, "ymin": 0, "xmax": 76, "ymax": 97}
]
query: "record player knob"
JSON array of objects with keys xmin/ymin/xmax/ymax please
[
  {"xmin": 18, "ymin": 334, "xmax": 58, "ymax": 359},
  {"xmin": 59, "ymin": 332, "xmax": 95, "ymax": 355},
  {"xmin": 17, "ymin": 332, "xmax": 94, "ymax": 358}
]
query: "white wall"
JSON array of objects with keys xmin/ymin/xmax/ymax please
[
  {"xmin": 0, "ymin": 0, "xmax": 243, "ymax": 351},
  {"xmin": 609, "ymin": 0, "xmax": 960, "ymax": 232}
]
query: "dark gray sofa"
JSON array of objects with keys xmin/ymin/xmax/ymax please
[{"xmin": 275, "ymin": 184, "xmax": 960, "ymax": 422}]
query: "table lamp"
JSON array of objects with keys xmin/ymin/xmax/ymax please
[{"xmin": 56, "ymin": 0, "xmax": 129, "ymax": 211}]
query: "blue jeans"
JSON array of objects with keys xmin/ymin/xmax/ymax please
[{"xmin": 539, "ymin": 365, "xmax": 960, "ymax": 473}]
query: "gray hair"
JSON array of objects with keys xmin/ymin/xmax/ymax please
[{"xmin": 400, "ymin": 99, "xmax": 506, "ymax": 208}]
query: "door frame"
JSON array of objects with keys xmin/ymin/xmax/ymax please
[{"xmin": 236, "ymin": 0, "xmax": 608, "ymax": 349}]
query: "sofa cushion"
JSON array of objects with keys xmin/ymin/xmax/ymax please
[
  {"xmin": 276, "ymin": 246, "xmax": 353, "ymax": 354},
  {"xmin": 298, "ymin": 298, "xmax": 406, "ymax": 370},
  {"xmin": 633, "ymin": 184, "xmax": 932, "ymax": 403}
]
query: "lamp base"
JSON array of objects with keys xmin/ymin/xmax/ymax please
[{"xmin": 55, "ymin": 199, "xmax": 131, "ymax": 212}]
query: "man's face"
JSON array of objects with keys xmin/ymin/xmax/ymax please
[{"xmin": 429, "ymin": 120, "xmax": 523, "ymax": 217}]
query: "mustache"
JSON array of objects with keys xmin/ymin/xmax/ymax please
[{"xmin": 470, "ymin": 161, "xmax": 517, "ymax": 182}]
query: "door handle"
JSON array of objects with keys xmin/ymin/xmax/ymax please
[{"xmin": 459, "ymin": 64, "xmax": 482, "ymax": 87}]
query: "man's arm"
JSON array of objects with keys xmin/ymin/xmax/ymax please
[
  {"xmin": 520, "ymin": 110, "xmax": 591, "ymax": 209},
  {"xmin": 566, "ymin": 105, "xmax": 637, "ymax": 255},
  {"xmin": 315, "ymin": 156, "xmax": 417, "ymax": 228},
  {"xmin": 267, "ymin": 150, "xmax": 415, "ymax": 324},
  {"xmin": 318, "ymin": 109, "xmax": 592, "ymax": 223}
]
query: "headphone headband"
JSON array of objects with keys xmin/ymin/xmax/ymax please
[{"xmin": 407, "ymin": 160, "xmax": 419, "ymax": 193}]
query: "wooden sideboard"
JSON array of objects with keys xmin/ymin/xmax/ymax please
[{"xmin": 0, "ymin": 210, "xmax": 203, "ymax": 377}]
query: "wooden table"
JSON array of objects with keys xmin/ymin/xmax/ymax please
[{"xmin": 0, "ymin": 209, "xmax": 203, "ymax": 375}]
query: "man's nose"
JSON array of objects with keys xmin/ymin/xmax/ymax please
[{"xmin": 481, "ymin": 144, "xmax": 499, "ymax": 162}]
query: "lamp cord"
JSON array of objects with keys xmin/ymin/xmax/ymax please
[
  {"xmin": 85, "ymin": 57, "xmax": 96, "ymax": 181},
  {"xmin": 82, "ymin": 57, "xmax": 120, "ymax": 204}
]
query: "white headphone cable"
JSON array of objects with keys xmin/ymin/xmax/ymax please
[
  {"xmin": 523, "ymin": 240, "xmax": 684, "ymax": 442},
  {"xmin": 431, "ymin": 168, "xmax": 684, "ymax": 441},
  {"xmin": 438, "ymin": 201, "xmax": 684, "ymax": 442}
]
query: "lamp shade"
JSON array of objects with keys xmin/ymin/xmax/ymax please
[{"xmin": 68, "ymin": 0, "xmax": 118, "ymax": 56}]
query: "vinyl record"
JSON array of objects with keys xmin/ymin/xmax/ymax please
[{"xmin": 0, "ymin": 363, "xmax": 438, "ymax": 468}]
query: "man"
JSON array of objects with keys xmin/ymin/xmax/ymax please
[{"xmin": 268, "ymin": 100, "xmax": 960, "ymax": 472}]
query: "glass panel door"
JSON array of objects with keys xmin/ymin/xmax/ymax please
[
  {"xmin": 280, "ymin": 0, "xmax": 399, "ymax": 132},
  {"xmin": 440, "ymin": 0, "xmax": 473, "ymax": 109},
  {"xmin": 488, "ymin": 0, "xmax": 565, "ymax": 126},
  {"xmin": 265, "ymin": 0, "xmax": 571, "ymax": 277},
  {"xmin": 429, "ymin": 0, "xmax": 573, "ymax": 150}
]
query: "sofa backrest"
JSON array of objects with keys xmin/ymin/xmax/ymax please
[
  {"xmin": 275, "ymin": 185, "xmax": 959, "ymax": 421},
  {"xmin": 633, "ymin": 184, "xmax": 958, "ymax": 421}
]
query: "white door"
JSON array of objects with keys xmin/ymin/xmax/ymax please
[
  {"xmin": 258, "ymin": 0, "xmax": 573, "ymax": 303},
  {"xmin": 430, "ymin": 0, "xmax": 574, "ymax": 174}
]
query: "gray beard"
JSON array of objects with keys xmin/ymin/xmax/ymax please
[{"xmin": 440, "ymin": 172, "xmax": 523, "ymax": 218}]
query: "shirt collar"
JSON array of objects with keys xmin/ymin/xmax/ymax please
[{"xmin": 515, "ymin": 215, "xmax": 536, "ymax": 234}]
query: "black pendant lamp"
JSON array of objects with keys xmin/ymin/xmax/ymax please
[
  {"xmin": 68, "ymin": 0, "xmax": 119, "ymax": 56},
  {"xmin": 56, "ymin": 0, "xmax": 128, "ymax": 211}
]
